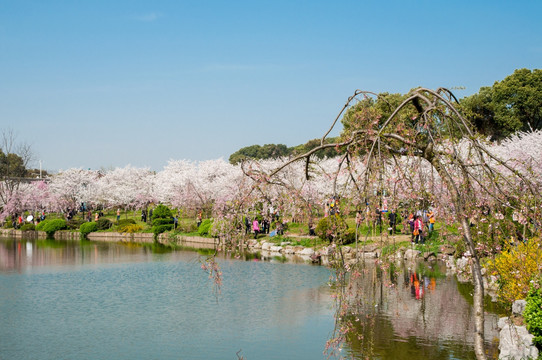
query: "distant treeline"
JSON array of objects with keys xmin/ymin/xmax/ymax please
[{"xmin": 229, "ymin": 137, "xmax": 342, "ymax": 164}]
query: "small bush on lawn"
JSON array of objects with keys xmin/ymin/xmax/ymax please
[
  {"xmin": 153, "ymin": 224, "xmax": 173, "ymax": 241},
  {"xmin": 3, "ymin": 216, "xmax": 13, "ymax": 229},
  {"xmin": 80, "ymin": 222, "xmax": 98, "ymax": 240},
  {"xmin": 116, "ymin": 219, "xmax": 136, "ymax": 228},
  {"xmin": 315, "ymin": 214, "xmax": 349, "ymax": 244},
  {"xmin": 120, "ymin": 224, "xmax": 143, "ymax": 233},
  {"xmin": 96, "ymin": 218, "xmax": 112, "ymax": 230},
  {"xmin": 151, "ymin": 204, "xmax": 173, "ymax": 221},
  {"xmin": 20, "ymin": 223, "xmax": 36, "ymax": 231},
  {"xmin": 152, "ymin": 218, "xmax": 173, "ymax": 227},
  {"xmin": 36, "ymin": 219, "xmax": 67, "ymax": 238},
  {"xmin": 67, "ymin": 219, "xmax": 85, "ymax": 230},
  {"xmin": 198, "ymin": 219, "xmax": 213, "ymax": 236},
  {"xmin": 183, "ymin": 222, "xmax": 198, "ymax": 233},
  {"xmin": 488, "ymin": 239, "xmax": 542, "ymax": 303}
]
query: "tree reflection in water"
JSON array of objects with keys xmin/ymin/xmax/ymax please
[{"xmin": 335, "ymin": 261, "xmax": 500, "ymax": 360}]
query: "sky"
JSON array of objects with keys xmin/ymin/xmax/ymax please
[{"xmin": 1, "ymin": 0, "xmax": 541, "ymax": 173}]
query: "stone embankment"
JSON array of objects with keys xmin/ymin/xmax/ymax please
[
  {"xmin": 0, "ymin": 228, "xmax": 219, "ymax": 247},
  {"xmin": 498, "ymin": 300, "xmax": 539, "ymax": 360}
]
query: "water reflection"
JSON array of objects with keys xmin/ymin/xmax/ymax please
[
  {"xmin": 0, "ymin": 237, "xmax": 505, "ymax": 360},
  {"xmin": 341, "ymin": 261, "xmax": 501, "ymax": 359},
  {"xmin": 0, "ymin": 237, "xmax": 334, "ymax": 360},
  {"xmin": 0, "ymin": 238, "xmax": 178, "ymax": 273}
]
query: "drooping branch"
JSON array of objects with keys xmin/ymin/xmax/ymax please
[{"xmin": 255, "ymin": 87, "xmax": 541, "ymax": 360}]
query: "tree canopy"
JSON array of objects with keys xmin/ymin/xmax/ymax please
[
  {"xmin": 340, "ymin": 92, "xmax": 417, "ymax": 135},
  {"xmin": 229, "ymin": 144, "xmax": 290, "ymax": 164},
  {"xmin": 460, "ymin": 68, "xmax": 542, "ymax": 140},
  {"xmin": 228, "ymin": 138, "xmax": 340, "ymax": 164},
  {"xmin": 0, "ymin": 150, "xmax": 28, "ymax": 179}
]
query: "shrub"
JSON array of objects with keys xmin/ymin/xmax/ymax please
[
  {"xmin": 152, "ymin": 218, "xmax": 173, "ymax": 227},
  {"xmin": 153, "ymin": 224, "xmax": 173, "ymax": 241},
  {"xmin": 35, "ymin": 221, "xmax": 45, "ymax": 231},
  {"xmin": 120, "ymin": 224, "xmax": 143, "ymax": 233},
  {"xmin": 182, "ymin": 222, "xmax": 198, "ymax": 233},
  {"xmin": 454, "ymin": 239, "xmax": 467, "ymax": 259},
  {"xmin": 343, "ymin": 228, "xmax": 356, "ymax": 245},
  {"xmin": 151, "ymin": 204, "xmax": 172, "ymax": 221},
  {"xmin": 20, "ymin": 223, "xmax": 36, "ymax": 231},
  {"xmin": 524, "ymin": 278, "xmax": 542, "ymax": 350},
  {"xmin": 488, "ymin": 239, "xmax": 542, "ymax": 304},
  {"xmin": 80, "ymin": 222, "xmax": 98, "ymax": 240},
  {"xmin": 198, "ymin": 219, "xmax": 213, "ymax": 236},
  {"xmin": 315, "ymin": 214, "xmax": 349, "ymax": 244},
  {"xmin": 116, "ymin": 219, "xmax": 136, "ymax": 228},
  {"xmin": 36, "ymin": 219, "xmax": 67, "ymax": 238},
  {"xmin": 67, "ymin": 219, "xmax": 85, "ymax": 230},
  {"xmin": 3, "ymin": 216, "xmax": 13, "ymax": 229},
  {"xmin": 96, "ymin": 218, "xmax": 112, "ymax": 230}
]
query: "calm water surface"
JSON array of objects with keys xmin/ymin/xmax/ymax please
[{"xmin": 0, "ymin": 238, "xmax": 501, "ymax": 360}]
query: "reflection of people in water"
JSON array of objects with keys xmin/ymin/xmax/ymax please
[
  {"xmin": 410, "ymin": 273, "xmax": 423, "ymax": 299},
  {"xmin": 429, "ymin": 277, "xmax": 436, "ymax": 291},
  {"xmin": 409, "ymin": 272, "xmax": 436, "ymax": 300}
]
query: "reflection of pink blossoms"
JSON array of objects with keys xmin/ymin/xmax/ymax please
[{"xmin": 200, "ymin": 256, "xmax": 222, "ymax": 296}]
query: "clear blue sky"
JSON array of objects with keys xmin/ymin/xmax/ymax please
[{"xmin": 1, "ymin": 0, "xmax": 541, "ymax": 172}]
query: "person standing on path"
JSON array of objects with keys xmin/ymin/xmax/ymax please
[
  {"xmin": 413, "ymin": 216, "xmax": 424, "ymax": 244},
  {"xmin": 116, "ymin": 208, "xmax": 121, "ymax": 221},
  {"xmin": 428, "ymin": 210, "xmax": 435, "ymax": 234},
  {"xmin": 388, "ymin": 210, "xmax": 397, "ymax": 235},
  {"xmin": 252, "ymin": 219, "xmax": 260, "ymax": 239},
  {"xmin": 408, "ymin": 213, "xmax": 415, "ymax": 241},
  {"xmin": 141, "ymin": 209, "xmax": 147, "ymax": 223}
]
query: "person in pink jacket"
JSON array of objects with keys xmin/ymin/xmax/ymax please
[{"xmin": 252, "ymin": 219, "xmax": 260, "ymax": 239}]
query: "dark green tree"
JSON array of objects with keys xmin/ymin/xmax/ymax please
[
  {"xmin": 291, "ymin": 137, "xmax": 342, "ymax": 158},
  {"xmin": 460, "ymin": 68, "xmax": 542, "ymax": 140},
  {"xmin": 229, "ymin": 138, "xmax": 343, "ymax": 165},
  {"xmin": 229, "ymin": 143, "xmax": 291, "ymax": 164},
  {"xmin": 341, "ymin": 92, "xmax": 419, "ymax": 135},
  {"xmin": 0, "ymin": 151, "xmax": 27, "ymax": 178},
  {"xmin": 0, "ymin": 129, "xmax": 33, "ymax": 208}
]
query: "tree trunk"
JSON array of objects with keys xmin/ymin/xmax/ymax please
[
  {"xmin": 432, "ymin": 159, "xmax": 487, "ymax": 360},
  {"xmin": 461, "ymin": 217, "xmax": 486, "ymax": 360}
]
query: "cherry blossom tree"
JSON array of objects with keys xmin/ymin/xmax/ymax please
[
  {"xmin": 155, "ymin": 159, "xmax": 245, "ymax": 217},
  {"xmin": 94, "ymin": 165, "xmax": 156, "ymax": 212},
  {"xmin": 47, "ymin": 168, "xmax": 100, "ymax": 213},
  {"xmin": 260, "ymin": 88, "xmax": 540, "ymax": 360}
]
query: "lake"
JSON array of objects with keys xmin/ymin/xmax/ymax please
[{"xmin": 0, "ymin": 237, "xmax": 501, "ymax": 359}]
